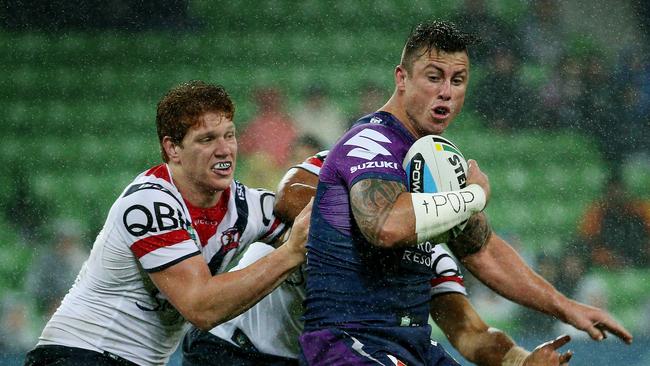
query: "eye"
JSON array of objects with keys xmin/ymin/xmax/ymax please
[
  {"xmin": 428, "ymin": 75, "xmax": 441, "ymax": 82},
  {"xmin": 452, "ymin": 77, "xmax": 464, "ymax": 85}
]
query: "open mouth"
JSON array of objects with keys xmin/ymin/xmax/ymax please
[
  {"xmin": 213, "ymin": 162, "xmax": 232, "ymax": 171},
  {"xmin": 433, "ymin": 106, "xmax": 450, "ymax": 117}
]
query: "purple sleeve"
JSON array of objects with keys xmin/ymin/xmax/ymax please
[{"xmin": 330, "ymin": 125, "xmax": 409, "ymax": 188}]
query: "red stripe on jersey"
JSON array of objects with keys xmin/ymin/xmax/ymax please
[
  {"xmin": 131, "ymin": 229, "xmax": 191, "ymax": 259},
  {"xmin": 430, "ymin": 276, "xmax": 464, "ymax": 288},
  {"xmin": 304, "ymin": 155, "xmax": 324, "ymax": 168},
  {"xmin": 261, "ymin": 217, "xmax": 282, "ymax": 240},
  {"xmin": 144, "ymin": 164, "xmax": 172, "ymax": 183},
  {"xmin": 185, "ymin": 187, "xmax": 231, "ymax": 247}
]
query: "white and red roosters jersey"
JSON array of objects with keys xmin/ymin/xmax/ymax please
[{"xmin": 37, "ymin": 164, "xmax": 285, "ymax": 366}]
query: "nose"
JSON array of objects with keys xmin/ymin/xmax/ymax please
[
  {"xmin": 438, "ymin": 79, "xmax": 451, "ymax": 101},
  {"xmin": 213, "ymin": 139, "xmax": 233, "ymax": 157}
]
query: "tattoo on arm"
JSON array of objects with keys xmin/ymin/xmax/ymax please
[
  {"xmin": 447, "ymin": 212, "xmax": 492, "ymax": 258},
  {"xmin": 350, "ymin": 179, "xmax": 406, "ymax": 244}
]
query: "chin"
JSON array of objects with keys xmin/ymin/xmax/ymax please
[{"xmin": 210, "ymin": 177, "xmax": 233, "ymax": 192}]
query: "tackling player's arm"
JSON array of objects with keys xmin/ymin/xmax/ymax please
[
  {"xmin": 431, "ymin": 293, "xmax": 573, "ymax": 366},
  {"xmin": 452, "ymin": 213, "xmax": 633, "ymax": 344},
  {"xmin": 274, "ymin": 167, "xmax": 318, "ymax": 224},
  {"xmin": 148, "ymin": 199, "xmax": 311, "ymax": 331},
  {"xmin": 350, "ymin": 159, "xmax": 490, "ymax": 248}
]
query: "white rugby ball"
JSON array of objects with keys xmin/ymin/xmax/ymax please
[{"xmin": 402, "ymin": 135, "xmax": 469, "ymax": 232}]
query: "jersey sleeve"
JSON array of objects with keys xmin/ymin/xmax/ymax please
[
  {"xmin": 430, "ymin": 245, "xmax": 467, "ymax": 297},
  {"xmin": 294, "ymin": 150, "xmax": 328, "ymax": 176},
  {"xmin": 115, "ymin": 183, "xmax": 200, "ymax": 273},
  {"xmin": 332, "ymin": 125, "xmax": 407, "ymax": 188}
]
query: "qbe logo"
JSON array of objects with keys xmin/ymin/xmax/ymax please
[{"xmin": 123, "ymin": 202, "xmax": 191, "ymax": 237}]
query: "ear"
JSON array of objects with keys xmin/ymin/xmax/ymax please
[
  {"xmin": 162, "ymin": 136, "xmax": 182, "ymax": 163},
  {"xmin": 395, "ymin": 64, "xmax": 407, "ymax": 92}
]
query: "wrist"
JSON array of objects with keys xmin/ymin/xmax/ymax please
[
  {"xmin": 502, "ymin": 346, "xmax": 530, "ymax": 366},
  {"xmin": 466, "ymin": 184, "xmax": 486, "ymax": 212},
  {"xmin": 277, "ymin": 239, "xmax": 307, "ymax": 268},
  {"xmin": 550, "ymin": 293, "xmax": 573, "ymax": 322}
]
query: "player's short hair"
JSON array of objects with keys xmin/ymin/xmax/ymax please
[
  {"xmin": 400, "ymin": 20, "xmax": 480, "ymax": 73},
  {"xmin": 156, "ymin": 80, "xmax": 235, "ymax": 162}
]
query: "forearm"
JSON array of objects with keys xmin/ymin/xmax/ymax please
[
  {"xmin": 350, "ymin": 179, "xmax": 486, "ymax": 248},
  {"xmin": 431, "ymin": 293, "xmax": 517, "ymax": 366},
  {"xmin": 462, "ymin": 234, "xmax": 568, "ymax": 320},
  {"xmin": 155, "ymin": 243, "xmax": 304, "ymax": 331},
  {"xmin": 193, "ymin": 244, "xmax": 303, "ymax": 328}
]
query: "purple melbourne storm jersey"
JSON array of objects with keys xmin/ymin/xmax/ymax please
[{"xmin": 303, "ymin": 111, "xmax": 439, "ymax": 330}]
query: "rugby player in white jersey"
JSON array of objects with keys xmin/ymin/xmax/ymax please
[
  {"xmin": 24, "ymin": 81, "xmax": 311, "ymax": 366},
  {"xmin": 183, "ymin": 152, "xmax": 575, "ymax": 366}
]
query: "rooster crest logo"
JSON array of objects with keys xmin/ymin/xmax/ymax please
[{"xmin": 220, "ymin": 227, "xmax": 241, "ymax": 248}]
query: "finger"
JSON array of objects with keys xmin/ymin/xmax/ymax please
[
  {"xmin": 548, "ymin": 334, "xmax": 571, "ymax": 350},
  {"xmin": 584, "ymin": 323, "xmax": 605, "ymax": 341},
  {"xmin": 595, "ymin": 320, "xmax": 634, "ymax": 344},
  {"xmin": 559, "ymin": 350, "xmax": 573, "ymax": 364}
]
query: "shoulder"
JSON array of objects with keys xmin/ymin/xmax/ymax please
[
  {"xmin": 333, "ymin": 114, "xmax": 411, "ymax": 163},
  {"xmin": 324, "ymin": 122, "xmax": 408, "ymax": 186},
  {"xmin": 116, "ymin": 177, "xmax": 185, "ymax": 213},
  {"xmin": 112, "ymin": 168, "xmax": 189, "ymax": 238}
]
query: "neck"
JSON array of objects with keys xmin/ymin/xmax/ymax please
[
  {"xmin": 168, "ymin": 164, "xmax": 222, "ymax": 208},
  {"xmin": 379, "ymin": 93, "xmax": 421, "ymax": 140}
]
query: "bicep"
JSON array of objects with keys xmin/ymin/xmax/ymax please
[
  {"xmin": 349, "ymin": 178, "xmax": 412, "ymax": 246},
  {"xmin": 148, "ymin": 255, "xmax": 211, "ymax": 315}
]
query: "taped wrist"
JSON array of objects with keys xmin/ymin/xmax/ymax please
[
  {"xmin": 411, "ymin": 184, "xmax": 486, "ymax": 243},
  {"xmin": 502, "ymin": 346, "xmax": 530, "ymax": 366}
]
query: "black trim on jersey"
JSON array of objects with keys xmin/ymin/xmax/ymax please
[
  {"xmin": 207, "ymin": 180, "xmax": 250, "ymax": 275},
  {"xmin": 270, "ymin": 225, "xmax": 289, "ymax": 246},
  {"xmin": 183, "ymin": 327, "xmax": 298, "ymax": 366},
  {"xmin": 25, "ymin": 345, "xmax": 138, "ymax": 366},
  {"xmin": 123, "ymin": 182, "xmax": 184, "ymax": 208},
  {"xmin": 146, "ymin": 251, "xmax": 201, "ymax": 273}
]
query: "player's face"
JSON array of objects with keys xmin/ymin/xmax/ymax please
[
  {"xmin": 178, "ymin": 112, "xmax": 237, "ymax": 196},
  {"xmin": 399, "ymin": 49, "xmax": 469, "ymax": 137}
]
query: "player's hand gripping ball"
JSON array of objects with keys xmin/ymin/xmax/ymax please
[{"xmin": 402, "ymin": 135, "xmax": 469, "ymax": 236}]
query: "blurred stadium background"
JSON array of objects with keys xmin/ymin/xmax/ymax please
[{"xmin": 2, "ymin": 0, "xmax": 649, "ymax": 365}]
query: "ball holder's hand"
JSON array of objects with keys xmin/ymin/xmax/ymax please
[
  {"xmin": 561, "ymin": 299, "xmax": 633, "ymax": 344},
  {"xmin": 466, "ymin": 159, "xmax": 491, "ymax": 207}
]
